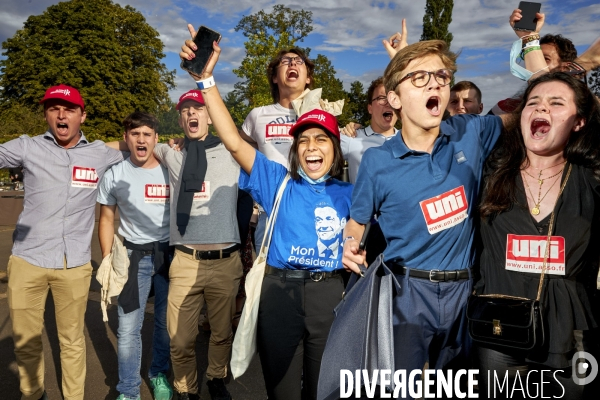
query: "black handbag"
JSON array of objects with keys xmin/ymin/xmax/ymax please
[
  {"xmin": 317, "ymin": 255, "xmax": 401, "ymax": 400},
  {"xmin": 467, "ymin": 164, "xmax": 571, "ymax": 351}
]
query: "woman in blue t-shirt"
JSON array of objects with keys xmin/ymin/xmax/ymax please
[{"xmin": 180, "ymin": 35, "xmax": 353, "ymax": 400}]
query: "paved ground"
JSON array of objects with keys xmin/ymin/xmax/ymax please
[{"xmin": 0, "ymin": 223, "xmax": 267, "ymax": 400}]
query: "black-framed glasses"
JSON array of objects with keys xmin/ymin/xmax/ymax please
[
  {"xmin": 371, "ymin": 96, "xmax": 389, "ymax": 106},
  {"xmin": 279, "ymin": 56, "xmax": 305, "ymax": 66},
  {"xmin": 398, "ymin": 69, "xmax": 454, "ymax": 88}
]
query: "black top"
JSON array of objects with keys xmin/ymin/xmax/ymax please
[{"xmin": 475, "ymin": 164, "xmax": 600, "ymax": 368}]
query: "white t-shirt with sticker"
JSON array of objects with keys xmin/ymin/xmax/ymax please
[
  {"xmin": 242, "ymin": 103, "xmax": 298, "ymax": 167},
  {"xmin": 97, "ymin": 158, "xmax": 170, "ymax": 244}
]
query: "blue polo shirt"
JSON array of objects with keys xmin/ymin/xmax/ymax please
[{"xmin": 351, "ymin": 114, "xmax": 502, "ymax": 271}]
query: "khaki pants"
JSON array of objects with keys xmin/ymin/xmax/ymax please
[
  {"xmin": 168, "ymin": 249, "xmax": 242, "ymax": 394},
  {"xmin": 7, "ymin": 255, "xmax": 92, "ymax": 400}
]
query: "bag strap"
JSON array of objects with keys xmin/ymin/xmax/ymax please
[
  {"xmin": 257, "ymin": 173, "xmax": 290, "ymax": 257},
  {"xmin": 535, "ymin": 164, "xmax": 572, "ymax": 301}
]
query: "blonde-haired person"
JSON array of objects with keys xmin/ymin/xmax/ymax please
[{"xmin": 342, "ymin": 39, "xmax": 512, "ymax": 397}]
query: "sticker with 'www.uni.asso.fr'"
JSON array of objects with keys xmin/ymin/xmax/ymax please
[
  {"xmin": 419, "ymin": 185, "xmax": 468, "ymax": 235},
  {"xmin": 505, "ymin": 234, "xmax": 566, "ymax": 275},
  {"xmin": 71, "ymin": 166, "xmax": 98, "ymax": 188},
  {"xmin": 145, "ymin": 184, "xmax": 170, "ymax": 203}
]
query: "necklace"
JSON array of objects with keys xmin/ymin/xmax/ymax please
[
  {"xmin": 523, "ymin": 160, "xmax": 566, "ymax": 185},
  {"xmin": 522, "ymin": 168, "xmax": 564, "ymax": 216}
]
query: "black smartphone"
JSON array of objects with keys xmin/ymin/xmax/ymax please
[
  {"xmin": 359, "ymin": 222, "xmax": 371, "ymax": 252},
  {"xmin": 513, "ymin": 2, "xmax": 541, "ymax": 32},
  {"xmin": 180, "ymin": 26, "xmax": 222, "ymax": 76}
]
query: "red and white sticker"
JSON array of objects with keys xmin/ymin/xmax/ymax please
[
  {"xmin": 192, "ymin": 181, "xmax": 211, "ymax": 201},
  {"xmin": 265, "ymin": 124, "xmax": 293, "ymax": 143},
  {"xmin": 505, "ymin": 234, "xmax": 566, "ymax": 275},
  {"xmin": 145, "ymin": 184, "xmax": 170, "ymax": 203},
  {"xmin": 71, "ymin": 166, "xmax": 98, "ymax": 188},
  {"xmin": 419, "ymin": 186, "xmax": 468, "ymax": 234}
]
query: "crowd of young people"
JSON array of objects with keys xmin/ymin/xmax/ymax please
[{"xmin": 2, "ymin": 5, "xmax": 600, "ymax": 400}]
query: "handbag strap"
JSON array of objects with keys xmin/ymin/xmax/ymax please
[
  {"xmin": 535, "ymin": 163, "xmax": 572, "ymax": 301},
  {"xmin": 257, "ymin": 173, "xmax": 290, "ymax": 257}
]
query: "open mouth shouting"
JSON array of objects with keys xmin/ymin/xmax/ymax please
[
  {"xmin": 382, "ymin": 111, "xmax": 394, "ymax": 123},
  {"xmin": 305, "ymin": 155, "xmax": 323, "ymax": 172},
  {"xmin": 136, "ymin": 145, "xmax": 148, "ymax": 158},
  {"xmin": 530, "ymin": 118, "xmax": 551, "ymax": 139},
  {"xmin": 56, "ymin": 122, "xmax": 69, "ymax": 136},
  {"xmin": 426, "ymin": 96, "xmax": 441, "ymax": 116},
  {"xmin": 286, "ymin": 68, "xmax": 299, "ymax": 81},
  {"xmin": 188, "ymin": 118, "xmax": 199, "ymax": 133}
]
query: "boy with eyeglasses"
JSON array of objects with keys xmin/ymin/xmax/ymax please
[
  {"xmin": 241, "ymin": 49, "xmax": 314, "ymax": 253},
  {"xmin": 342, "ymin": 41, "xmax": 509, "ymax": 392}
]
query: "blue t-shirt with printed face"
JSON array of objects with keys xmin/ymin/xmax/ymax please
[
  {"xmin": 240, "ymin": 151, "xmax": 353, "ymax": 271},
  {"xmin": 351, "ymin": 114, "xmax": 503, "ymax": 271}
]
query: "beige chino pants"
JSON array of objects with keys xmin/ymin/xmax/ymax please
[
  {"xmin": 7, "ymin": 255, "xmax": 92, "ymax": 400},
  {"xmin": 167, "ymin": 248, "xmax": 243, "ymax": 394}
]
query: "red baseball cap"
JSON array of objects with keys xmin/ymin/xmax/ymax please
[
  {"xmin": 39, "ymin": 84, "xmax": 85, "ymax": 110},
  {"xmin": 289, "ymin": 109, "xmax": 340, "ymax": 140},
  {"xmin": 176, "ymin": 89, "xmax": 205, "ymax": 110}
]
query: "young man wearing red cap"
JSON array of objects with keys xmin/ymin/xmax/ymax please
[
  {"xmin": 0, "ymin": 84, "xmax": 123, "ymax": 400},
  {"xmin": 152, "ymin": 90, "xmax": 242, "ymax": 400}
]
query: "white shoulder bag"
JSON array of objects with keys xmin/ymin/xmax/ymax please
[{"xmin": 231, "ymin": 173, "xmax": 290, "ymax": 378}]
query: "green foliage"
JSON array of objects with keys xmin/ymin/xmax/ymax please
[
  {"xmin": 157, "ymin": 101, "xmax": 182, "ymax": 136},
  {"xmin": 0, "ymin": 0, "xmax": 175, "ymax": 142},
  {"xmin": 420, "ymin": 0, "xmax": 454, "ymax": 49},
  {"xmin": 346, "ymin": 81, "xmax": 369, "ymax": 127},
  {"xmin": 224, "ymin": 90, "xmax": 252, "ymax": 129},
  {"xmin": 589, "ymin": 67, "xmax": 600, "ymax": 98},
  {"xmin": 0, "ymin": 103, "xmax": 47, "ymax": 144}
]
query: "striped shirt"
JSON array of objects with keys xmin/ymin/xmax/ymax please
[{"xmin": 0, "ymin": 132, "xmax": 123, "ymax": 269}]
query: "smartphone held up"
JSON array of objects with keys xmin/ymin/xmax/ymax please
[
  {"xmin": 513, "ymin": 2, "xmax": 541, "ymax": 32},
  {"xmin": 181, "ymin": 25, "xmax": 221, "ymax": 76}
]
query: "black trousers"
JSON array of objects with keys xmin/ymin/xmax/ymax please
[
  {"xmin": 256, "ymin": 272, "xmax": 344, "ymax": 400},
  {"xmin": 476, "ymin": 346, "xmax": 583, "ymax": 400}
]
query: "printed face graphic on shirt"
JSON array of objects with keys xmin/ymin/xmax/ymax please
[
  {"xmin": 71, "ymin": 166, "xmax": 99, "ymax": 188},
  {"xmin": 419, "ymin": 185, "xmax": 468, "ymax": 234},
  {"xmin": 314, "ymin": 205, "xmax": 346, "ymax": 259}
]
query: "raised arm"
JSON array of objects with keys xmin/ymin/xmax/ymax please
[
  {"xmin": 180, "ymin": 24, "xmax": 255, "ymax": 174},
  {"xmin": 509, "ymin": 8, "xmax": 548, "ymax": 80},
  {"xmin": 383, "ymin": 19, "xmax": 408, "ymax": 59},
  {"xmin": 575, "ymin": 36, "xmax": 600, "ymax": 72}
]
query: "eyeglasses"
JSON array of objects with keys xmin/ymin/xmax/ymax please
[
  {"xmin": 398, "ymin": 69, "xmax": 454, "ymax": 88},
  {"xmin": 371, "ymin": 96, "xmax": 389, "ymax": 106},
  {"xmin": 279, "ymin": 56, "xmax": 305, "ymax": 66}
]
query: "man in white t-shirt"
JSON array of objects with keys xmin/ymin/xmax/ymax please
[
  {"xmin": 97, "ymin": 112, "xmax": 173, "ymax": 400},
  {"xmin": 241, "ymin": 48, "xmax": 314, "ymax": 252}
]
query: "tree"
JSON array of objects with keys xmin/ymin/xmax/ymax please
[
  {"xmin": 589, "ymin": 67, "xmax": 600, "ymax": 98},
  {"xmin": 311, "ymin": 54, "xmax": 352, "ymax": 127},
  {"xmin": 420, "ymin": 0, "xmax": 454, "ymax": 49},
  {"xmin": 346, "ymin": 81, "xmax": 369, "ymax": 127},
  {"xmin": 0, "ymin": 0, "xmax": 175, "ymax": 142}
]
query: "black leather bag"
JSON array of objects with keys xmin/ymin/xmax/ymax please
[
  {"xmin": 467, "ymin": 165, "xmax": 571, "ymax": 352},
  {"xmin": 317, "ymin": 255, "xmax": 401, "ymax": 400},
  {"xmin": 466, "ymin": 295, "xmax": 544, "ymax": 350}
]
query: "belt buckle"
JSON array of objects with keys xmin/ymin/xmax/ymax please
[
  {"xmin": 310, "ymin": 271, "xmax": 324, "ymax": 282},
  {"xmin": 429, "ymin": 269, "xmax": 441, "ymax": 282}
]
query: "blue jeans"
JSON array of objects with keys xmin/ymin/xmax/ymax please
[{"xmin": 117, "ymin": 254, "xmax": 170, "ymax": 398}]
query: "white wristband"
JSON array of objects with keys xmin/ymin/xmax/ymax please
[{"xmin": 196, "ymin": 76, "xmax": 215, "ymax": 90}]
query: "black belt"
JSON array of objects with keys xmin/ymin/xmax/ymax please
[
  {"xmin": 389, "ymin": 262, "xmax": 470, "ymax": 282},
  {"xmin": 264, "ymin": 265, "xmax": 342, "ymax": 282},
  {"xmin": 175, "ymin": 244, "xmax": 240, "ymax": 260}
]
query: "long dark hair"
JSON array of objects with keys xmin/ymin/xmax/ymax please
[
  {"xmin": 287, "ymin": 127, "xmax": 344, "ymax": 181},
  {"xmin": 480, "ymin": 72, "xmax": 600, "ymax": 218}
]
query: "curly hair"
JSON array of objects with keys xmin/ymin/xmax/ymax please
[{"xmin": 480, "ymin": 72, "xmax": 600, "ymax": 218}]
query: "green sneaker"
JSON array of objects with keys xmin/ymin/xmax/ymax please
[
  {"xmin": 150, "ymin": 372, "xmax": 173, "ymax": 400},
  {"xmin": 116, "ymin": 395, "xmax": 140, "ymax": 400}
]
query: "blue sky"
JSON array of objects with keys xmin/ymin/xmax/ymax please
[{"xmin": 1, "ymin": 0, "xmax": 599, "ymax": 113}]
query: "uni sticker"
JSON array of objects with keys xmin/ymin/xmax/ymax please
[
  {"xmin": 145, "ymin": 184, "xmax": 170, "ymax": 203},
  {"xmin": 419, "ymin": 185, "xmax": 468, "ymax": 235},
  {"xmin": 71, "ymin": 166, "xmax": 98, "ymax": 189},
  {"xmin": 505, "ymin": 234, "xmax": 566, "ymax": 275},
  {"xmin": 192, "ymin": 181, "xmax": 211, "ymax": 201},
  {"xmin": 265, "ymin": 124, "xmax": 293, "ymax": 143}
]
